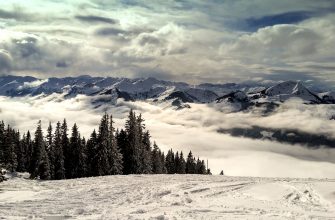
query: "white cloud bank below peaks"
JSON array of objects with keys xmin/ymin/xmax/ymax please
[{"xmin": 1, "ymin": 94, "xmax": 335, "ymax": 178}]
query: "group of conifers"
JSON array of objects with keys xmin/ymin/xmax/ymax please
[{"xmin": 0, "ymin": 110, "xmax": 211, "ymax": 180}]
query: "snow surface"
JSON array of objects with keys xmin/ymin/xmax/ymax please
[{"xmin": 1, "ymin": 174, "xmax": 335, "ymax": 219}]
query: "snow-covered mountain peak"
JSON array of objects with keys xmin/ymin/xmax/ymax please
[
  {"xmin": 0, "ymin": 75, "xmax": 333, "ymax": 110},
  {"xmin": 265, "ymin": 81, "xmax": 321, "ymax": 103}
]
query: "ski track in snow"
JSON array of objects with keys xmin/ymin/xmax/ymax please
[{"xmin": 1, "ymin": 175, "xmax": 335, "ymax": 219}]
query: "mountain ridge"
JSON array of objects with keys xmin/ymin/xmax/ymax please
[{"xmin": 0, "ymin": 75, "xmax": 334, "ymax": 108}]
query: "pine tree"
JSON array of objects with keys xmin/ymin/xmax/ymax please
[
  {"xmin": 4, "ymin": 125, "xmax": 17, "ymax": 172},
  {"xmin": 124, "ymin": 109, "xmax": 141, "ymax": 174},
  {"xmin": 53, "ymin": 122, "xmax": 65, "ymax": 180},
  {"xmin": 86, "ymin": 129, "xmax": 97, "ymax": 177},
  {"xmin": 177, "ymin": 151, "xmax": 186, "ymax": 174},
  {"xmin": 0, "ymin": 121, "xmax": 5, "ymax": 166},
  {"xmin": 186, "ymin": 151, "xmax": 196, "ymax": 174},
  {"xmin": 92, "ymin": 113, "xmax": 111, "ymax": 176},
  {"xmin": 140, "ymin": 131, "xmax": 152, "ymax": 174},
  {"xmin": 161, "ymin": 152, "xmax": 167, "ymax": 174},
  {"xmin": 14, "ymin": 130, "xmax": 25, "ymax": 172},
  {"xmin": 174, "ymin": 151, "xmax": 180, "ymax": 173},
  {"xmin": 152, "ymin": 142, "xmax": 163, "ymax": 174},
  {"xmin": 30, "ymin": 121, "xmax": 51, "ymax": 180},
  {"xmin": 108, "ymin": 115, "xmax": 123, "ymax": 175},
  {"xmin": 116, "ymin": 129, "xmax": 128, "ymax": 174},
  {"xmin": 69, "ymin": 123, "xmax": 86, "ymax": 178},
  {"xmin": 61, "ymin": 119, "xmax": 70, "ymax": 178},
  {"xmin": 46, "ymin": 122, "xmax": 55, "ymax": 179},
  {"xmin": 25, "ymin": 131, "xmax": 34, "ymax": 173},
  {"xmin": 199, "ymin": 160, "xmax": 206, "ymax": 174},
  {"xmin": 165, "ymin": 149, "xmax": 175, "ymax": 174}
]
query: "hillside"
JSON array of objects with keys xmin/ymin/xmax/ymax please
[{"xmin": 1, "ymin": 174, "xmax": 335, "ymax": 219}]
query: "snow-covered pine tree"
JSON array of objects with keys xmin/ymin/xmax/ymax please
[
  {"xmin": 30, "ymin": 121, "xmax": 51, "ymax": 180},
  {"xmin": 108, "ymin": 115, "xmax": 123, "ymax": 175},
  {"xmin": 53, "ymin": 122, "xmax": 65, "ymax": 180}
]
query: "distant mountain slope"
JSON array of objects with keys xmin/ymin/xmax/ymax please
[{"xmin": 1, "ymin": 75, "xmax": 334, "ymax": 112}]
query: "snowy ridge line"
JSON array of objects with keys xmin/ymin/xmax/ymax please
[{"xmin": 1, "ymin": 75, "xmax": 335, "ymax": 107}]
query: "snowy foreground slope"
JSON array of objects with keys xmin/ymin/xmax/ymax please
[{"xmin": 1, "ymin": 175, "xmax": 335, "ymax": 219}]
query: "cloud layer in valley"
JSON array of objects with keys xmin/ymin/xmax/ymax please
[
  {"xmin": 0, "ymin": 0, "xmax": 334, "ymax": 86},
  {"xmin": 1, "ymin": 95, "xmax": 335, "ymax": 178}
]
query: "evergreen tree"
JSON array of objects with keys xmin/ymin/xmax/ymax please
[
  {"xmin": 165, "ymin": 149, "xmax": 175, "ymax": 174},
  {"xmin": 108, "ymin": 115, "xmax": 123, "ymax": 175},
  {"xmin": 61, "ymin": 119, "xmax": 70, "ymax": 178},
  {"xmin": 30, "ymin": 121, "xmax": 51, "ymax": 180},
  {"xmin": 0, "ymin": 121, "xmax": 5, "ymax": 166},
  {"xmin": 186, "ymin": 151, "xmax": 196, "ymax": 174},
  {"xmin": 4, "ymin": 125, "xmax": 17, "ymax": 172},
  {"xmin": 176, "ymin": 151, "xmax": 186, "ymax": 174},
  {"xmin": 14, "ymin": 130, "xmax": 25, "ymax": 172},
  {"xmin": 195, "ymin": 157, "xmax": 206, "ymax": 174},
  {"xmin": 0, "ymin": 112, "xmax": 211, "ymax": 179},
  {"xmin": 152, "ymin": 142, "xmax": 163, "ymax": 174},
  {"xmin": 124, "ymin": 109, "xmax": 141, "ymax": 174},
  {"xmin": 53, "ymin": 122, "xmax": 65, "ymax": 180},
  {"xmin": 92, "ymin": 113, "xmax": 111, "ymax": 176},
  {"xmin": 116, "ymin": 129, "xmax": 128, "ymax": 174},
  {"xmin": 161, "ymin": 152, "xmax": 167, "ymax": 174},
  {"xmin": 69, "ymin": 123, "xmax": 86, "ymax": 178},
  {"xmin": 46, "ymin": 122, "xmax": 55, "ymax": 179},
  {"xmin": 140, "ymin": 131, "xmax": 152, "ymax": 174},
  {"xmin": 86, "ymin": 129, "xmax": 97, "ymax": 176},
  {"xmin": 25, "ymin": 131, "xmax": 34, "ymax": 173}
]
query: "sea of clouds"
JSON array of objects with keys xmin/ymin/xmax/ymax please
[{"xmin": 1, "ymin": 94, "xmax": 335, "ymax": 178}]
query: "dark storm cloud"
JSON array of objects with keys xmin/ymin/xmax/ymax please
[{"xmin": 75, "ymin": 15, "xmax": 119, "ymax": 24}]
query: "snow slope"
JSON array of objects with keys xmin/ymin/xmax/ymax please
[{"xmin": 1, "ymin": 174, "xmax": 335, "ymax": 219}]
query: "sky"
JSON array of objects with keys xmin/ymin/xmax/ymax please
[{"xmin": 0, "ymin": 0, "xmax": 335, "ymax": 84}]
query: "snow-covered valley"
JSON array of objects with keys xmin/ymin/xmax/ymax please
[{"xmin": 1, "ymin": 174, "xmax": 335, "ymax": 219}]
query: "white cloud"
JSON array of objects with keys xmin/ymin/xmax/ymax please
[
  {"xmin": 0, "ymin": 0, "xmax": 335, "ymax": 83},
  {"xmin": 1, "ymin": 95, "xmax": 335, "ymax": 178}
]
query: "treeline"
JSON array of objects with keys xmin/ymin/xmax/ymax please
[{"xmin": 0, "ymin": 110, "xmax": 210, "ymax": 180}]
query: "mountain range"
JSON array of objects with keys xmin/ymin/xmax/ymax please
[{"xmin": 1, "ymin": 75, "xmax": 334, "ymax": 109}]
